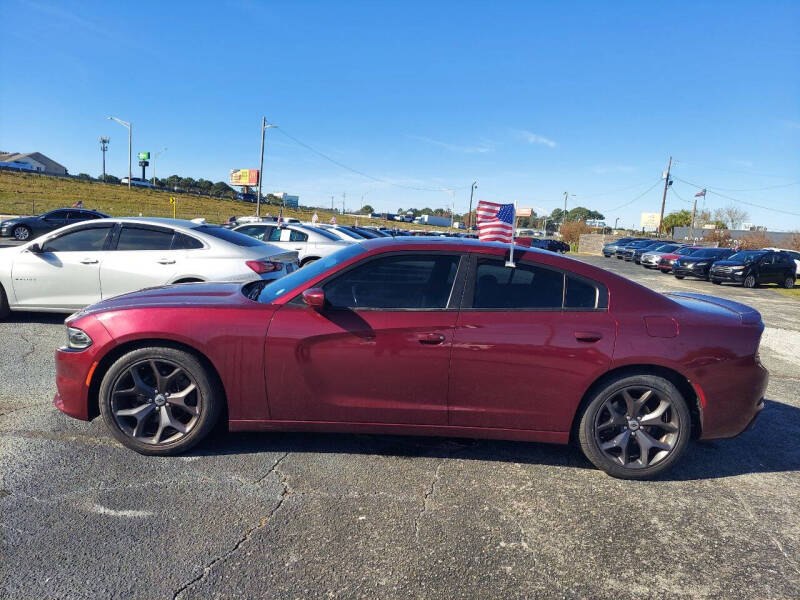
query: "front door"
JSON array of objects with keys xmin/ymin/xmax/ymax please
[
  {"xmin": 11, "ymin": 224, "xmax": 113, "ymax": 309},
  {"xmin": 265, "ymin": 252, "xmax": 465, "ymax": 424},
  {"xmin": 448, "ymin": 256, "xmax": 616, "ymax": 432}
]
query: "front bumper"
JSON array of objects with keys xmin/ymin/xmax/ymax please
[
  {"xmin": 673, "ymin": 264, "xmax": 711, "ymax": 279},
  {"xmin": 710, "ymin": 269, "xmax": 745, "ymax": 283},
  {"xmin": 0, "ymin": 225, "xmax": 13, "ymax": 237}
]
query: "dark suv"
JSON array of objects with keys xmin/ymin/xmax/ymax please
[
  {"xmin": 672, "ymin": 248, "xmax": 735, "ymax": 280},
  {"xmin": 710, "ymin": 250, "xmax": 797, "ymax": 288}
]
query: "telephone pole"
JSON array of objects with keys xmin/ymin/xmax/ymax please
[
  {"xmin": 256, "ymin": 118, "xmax": 277, "ymax": 218},
  {"xmin": 99, "ymin": 137, "xmax": 109, "ymax": 181},
  {"xmin": 657, "ymin": 156, "xmax": 673, "ymax": 236},
  {"xmin": 342, "ymin": 192, "xmax": 346, "ymax": 214}
]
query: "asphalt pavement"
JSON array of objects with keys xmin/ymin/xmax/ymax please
[{"xmin": 1, "ymin": 254, "xmax": 798, "ymax": 600}]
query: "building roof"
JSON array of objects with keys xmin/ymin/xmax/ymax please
[{"xmin": 0, "ymin": 152, "xmax": 67, "ymax": 173}]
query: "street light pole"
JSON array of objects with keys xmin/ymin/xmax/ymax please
[
  {"xmin": 152, "ymin": 147, "xmax": 167, "ymax": 186},
  {"xmin": 467, "ymin": 181, "xmax": 477, "ymax": 230},
  {"xmin": 108, "ymin": 116, "xmax": 132, "ymax": 189},
  {"xmin": 256, "ymin": 117, "xmax": 277, "ymax": 218}
]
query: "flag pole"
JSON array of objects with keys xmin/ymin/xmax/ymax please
[{"xmin": 505, "ymin": 201, "xmax": 517, "ymax": 268}]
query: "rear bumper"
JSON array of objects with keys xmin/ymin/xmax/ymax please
[{"xmin": 698, "ymin": 359, "xmax": 768, "ymax": 440}]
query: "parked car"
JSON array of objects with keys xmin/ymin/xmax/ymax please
[
  {"xmin": 120, "ymin": 177, "xmax": 155, "ymax": 188},
  {"xmin": 630, "ymin": 241, "xmax": 676, "ymax": 264},
  {"xmin": 233, "ymin": 222, "xmax": 352, "ymax": 266},
  {"xmin": 0, "ymin": 218, "xmax": 298, "ymax": 318},
  {"xmin": 619, "ymin": 240, "xmax": 668, "ymax": 262},
  {"xmin": 312, "ymin": 224, "xmax": 367, "ymax": 241},
  {"xmin": 601, "ymin": 237, "xmax": 646, "ymax": 258},
  {"xmin": 54, "ymin": 238, "xmax": 767, "ymax": 480},
  {"xmin": 763, "ymin": 247, "xmax": 800, "ymax": 275},
  {"xmin": 0, "ymin": 208, "xmax": 109, "ymax": 241},
  {"xmin": 709, "ymin": 250, "xmax": 796, "ymax": 288},
  {"xmin": 640, "ymin": 244, "xmax": 686, "ymax": 269},
  {"xmin": 657, "ymin": 246, "xmax": 704, "ymax": 273},
  {"xmin": 672, "ymin": 248, "xmax": 735, "ymax": 281}
]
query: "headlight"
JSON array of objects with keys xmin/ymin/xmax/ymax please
[
  {"xmin": 66, "ymin": 327, "xmax": 92, "ymax": 350},
  {"xmin": 731, "ymin": 265, "xmax": 745, "ymax": 270}
]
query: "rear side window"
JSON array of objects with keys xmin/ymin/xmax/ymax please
[
  {"xmin": 565, "ymin": 276, "xmax": 599, "ymax": 308},
  {"xmin": 473, "ymin": 259, "xmax": 563, "ymax": 309},
  {"xmin": 289, "ymin": 229, "xmax": 308, "ymax": 242},
  {"xmin": 196, "ymin": 225, "xmax": 265, "ymax": 247},
  {"xmin": 324, "ymin": 254, "xmax": 460, "ymax": 309},
  {"xmin": 117, "ymin": 226, "xmax": 174, "ymax": 250}
]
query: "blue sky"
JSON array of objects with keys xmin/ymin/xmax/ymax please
[{"xmin": 1, "ymin": 0, "xmax": 799, "ymax": 229}]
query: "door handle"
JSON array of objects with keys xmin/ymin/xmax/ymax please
[
  {"xmin": 417, "ymin": 333, "xmax": 446, "ymax": 345},
  {"xmin": 574, "ymin": 331, "xmax": 603, "ymax": 343},
  {"xmin": 80, "ymin": 258, "xmax": 99, "ymax": 264},
  {"xmin": 157, "ymin": 259, "xmax": 176, "ymax": 265}
]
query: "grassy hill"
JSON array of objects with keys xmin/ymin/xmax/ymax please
[{"xmin": 0, "ymin": 171, "xmax": 448, "ymax": 231}]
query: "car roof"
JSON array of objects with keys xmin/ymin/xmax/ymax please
[{"xmin": 355, "ymin": 236, "xmax": 554, "ymax": 255}]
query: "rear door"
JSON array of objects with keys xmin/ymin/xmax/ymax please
[
  {"xmin": 11, "ymin": 223, "xmax": 113, "ymax": 309},
  {"xmin": 99, "ymin": 224, "xmax": 180, "ymax": 298},
  {"xmin": 265, "ymin": 252, "xmax": 466, "ymax": 424},
  {"xmin": 448, "ymin": 255, "xmax": 616, "ymax": 432}
]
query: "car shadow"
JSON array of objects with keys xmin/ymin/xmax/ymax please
[
  {"xmin": 4, "ymin": 312, "xmax": 66, "ymax": 325},
  {"xmin": 194, "ymin": 399, "xmax": 799, "ymax": 480}
]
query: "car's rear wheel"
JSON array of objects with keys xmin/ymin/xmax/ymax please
[
  {"xmin": 674, "ymin": 275, "xmax": 685, "ymax": 279},
  {"xmin": 99, "ymin": 347, "xmax": 221, "ymax": 455},
  {"xmin": 12, "ymin": 225, "xmax": 31, "ymax": 241},
  {"xmin": 0, "ymin": 284, "xmax": 10, "ymax": 320},
  {"xmin": 743, "ymin": 274, "xmax": 757, "ymax": 288},
  {"xmin": 784, "ymin": 276, "xmax": 795, "ymax": 289},
  {"xmin": 712, "ymin": 279, "xmax": 722, "ymax": 285},
  {"xmin": 578, "ymin": 374, "xmax": 691, "ymax": 479}
]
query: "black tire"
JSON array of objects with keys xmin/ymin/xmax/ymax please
[
  {"xmin": 784, "ymin": 276, "xmax": 795, "ymax": 289},
  {"xmin": 0, "ymin": 284, "xmax": 10, "ymax": 320},
  {"xmin": 712, "ymin": 279, "xmax": 722, "ymax": 285},
  {"xmin": 99, "ymin": 346, "xmax": 222, "ymax": 455},
  {"xmin": 300, "ymin": 257, "xmax": 319, "ymax": 267},
  {"xmin": 577, "ymin": 374, "xmax": 691, "ymax": 480},
  {"xmin": 743, "ymin": 274, "xmax": 757, "ymax": 288},
  {"xmin": 674, "ymin": 275, "xmax": 685, "ymax": 280},
  {"xmin": 12, "ymin": 225, "xmax": 31, "ymax": 241}
]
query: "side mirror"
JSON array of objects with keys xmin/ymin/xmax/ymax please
[
  {"xmin": 28, "ymin": 242, "xmax": 43, "ymax": 254},
  {"xmin": 302, "ymin": 287, "xmax": 326, "ymax": 309}
]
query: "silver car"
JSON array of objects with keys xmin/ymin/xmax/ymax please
[
  {"xmin": 232, "ymin": 223, "xmax": 352, "ymax": 266},
  {"xmin": 0, "ymin": 217, "xmax": 298, "ymax": 317},
  {"xmin": 640, "ymin": 243, "xmax": 686, "ymax": 268}
]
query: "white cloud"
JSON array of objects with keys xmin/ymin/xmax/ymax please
[
  {"xmin": 408, "ymin": 135, "xmax": 494, "ymax": 154},
  {"xmin": 731, "ymin": 159, "xmax": 754, "ymax": 168},
  {"xmin": 592, "ymin": 165, "xmax": 635, "ymax": 175},
  {"xmin": 516, "ymin": 130, "xmax": 557, "ymax": 148},
  {"xmin": 781, "ymin": 120, "xmax": 800, "ymax": 130}
]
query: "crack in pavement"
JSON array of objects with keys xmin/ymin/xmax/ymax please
[
  {"xmin": 171, "ymin": 452, "xmax": 292, "ymax": 600},
  {"xmin": 18, "ymin": 332, "xmax": 36, "ymax": 362},
  {"xmin": 414, "ymin": 459, "xmax": 445, "ymax": 543}
]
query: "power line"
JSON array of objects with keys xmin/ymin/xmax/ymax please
[
  {"xmin": 673, "ymin": 176, "xmax": 800, "ymax": 217},
  {"xmin": 275, "ymin": 127, "xmax": 469, "ymax": 193},
  {"xmin": 577, "ymin": 179, "xmax": 668, "ymax": 199},
  {"xmin": 668, "ymin": 186, "xmax": 693, "ymax": 205},
  {"xmin": 602, "ymin": 179, "xmax": 663, "ymax": 212},
  {"xmin": 673, "ymin": 160, "xmax": 797, "ymax": 179}
]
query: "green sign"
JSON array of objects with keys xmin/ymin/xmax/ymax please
[{"xmin": 137, "ymin": 152, "xmax": 150, "ymax": 160}]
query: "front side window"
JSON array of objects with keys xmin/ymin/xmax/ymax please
[
  {"xmin": 289, "ymin": 229, "xmax": 308, "ymax": 242},
  {"xmin": 324, "ymin": 254, "xmax": 460, "ymax": 309},
  {"xmin": 42, "ymin": 226, "xmax": 112, "ymax": 252},
  {"xmin": 43, "ymin": 210, "xmax": 69, "ymax": 222},
  {"xmin": 116, "ymin": 226, "xmax": 174, "ymax": 251}
]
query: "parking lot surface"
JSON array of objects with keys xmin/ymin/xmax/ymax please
[{"xmin": 2, "ymin": 253, "xmax": 799, "ymax": 599}]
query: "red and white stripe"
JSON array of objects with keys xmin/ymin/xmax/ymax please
[{"xmin": 476, "ymin": 200, "xmax": 514, "ymax": 243}]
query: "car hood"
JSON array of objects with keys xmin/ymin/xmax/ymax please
[
  {"xmin": 711, "ymin": 260, "xmax": 746, "ymax": 267},
  {"xmin": 71, "ymin": 281, "xmax": 253, "ymax": 318}
]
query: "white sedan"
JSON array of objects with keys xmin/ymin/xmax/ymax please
[
  {"xmin": 232, "ymin": 223, "xmax": 352, "ymax": 266},
  {"xmin": 0, "ymin": 217, "xmax": 299, "ymax": 317}
]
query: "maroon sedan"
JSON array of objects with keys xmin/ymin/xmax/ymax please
[{"xmin": 54, "ymin": 238, "xmax": 767, "ymax": 479}]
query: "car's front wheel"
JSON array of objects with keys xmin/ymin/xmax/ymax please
[
  {"xmin": 578, "ymin": 374, "xmax": 691, "ymax": 479},
  {"xmin": 12, "ymin": 225, "xmax": 31, "ymax": 241},
  {"xmin": 99, "ymin": 347, "xmax": 222, "ymax": 455},
  {"xmin": 674, "ymin": 274, "xmax": 685, "ymax": 279},
  {"xmin": 743, "ymin": 274, "xmax": 757, "ymax": 288},
  {"xmin": 0, "ymin": 285, "xmax": 10, "ymax": 320}
]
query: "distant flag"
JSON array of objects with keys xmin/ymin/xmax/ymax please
[
  {"xmin": 71, "ymin": 200, "xmax": 83, "ymax": 208},
  {"xmin": 354, "ymin": 218, "xmax": 358, "ymax": 227},
  {"xmin": 311, "ymin": 212, "xmax": 319, "ymax": 224},
  {"xmin": 694, "ymin": 189, "xmax": 707, "ymax": 198},
  {"xmin": 277, "ymin": 206, "xmax": 283, "ymax": 224},
  {"xmin": 330, "ymin": 215, "xmax": 337, "ymax": 224},
  {"xmin": 476, "ymin": 200, "xmax": 515, "ymax": 243}
]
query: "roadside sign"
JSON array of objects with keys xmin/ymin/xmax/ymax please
[
  {"xmin": 230, "ymin": 169, "xmax": 260, "ymax": 186},
  {"xmin": 138, "ymin": 152, "xmax": 150, "ymax": 160},
  {"xmin": 517, "ymin": 207, "xmax": 533, "ymax": 217}
]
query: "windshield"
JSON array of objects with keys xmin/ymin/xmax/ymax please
[
  {"xmin": 676, "ymin": 247, "xmax": 699, "ymax": 255},
  {"xmin": 253, "ymin": 243, "xmax": 366, "ymax": 303},
  {"xmin": 652, "ymin": 244, "xmax": 679, "ymax": 252},
  {"xmin": 728, "ymin": 251, "xmax": 765, "ymax": 263},
  {"xmin": 691, "ymin": 249, "xmax": 725, "ymax": 258},
  {"xmin": 195, "ymin": 225, "xmax": 266, "ymax": 247}
]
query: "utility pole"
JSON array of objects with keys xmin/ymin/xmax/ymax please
[
  {"xmin": 256, "ymin": 117, "xmax": 277, "ymax": 218},
  {"xmin": 657, "ymin": 156, "xmax": 673, "ymax": 236},
  {"xmin": 342, "ymin": 192, "xmax": 346, "ymax": 215},
  {"xmin": 99, "ymin": 137, "xmax": 109, "ymax": 181},
  {"xmin": 331, "ymin": 195, "xmax": 334, "ymax": 211},
  {"xmin": 467, "ymin": 181, "xmax": 477, "ymax": 230},
  {"xmin": 690, "ymin": 195, "xmax": 698, "ymax": 241},
  {"xmin": 152, "ymin": 147, "xmax": 167, "ymax": 186},
  {"xmin": 563, "ymin": 191, "xmax": 569, "ymax": 216}
]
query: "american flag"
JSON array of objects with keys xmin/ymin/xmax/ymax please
[
  {"xmin": 694, "ymin": 189, "xmax": 706, "ymax": 198},
  {"xmin": 476, "ymin": 200, "xmax": 515, "ymax": 243},
  {"xmin": 71, "ymin": 200, "xmax": 83, "ymax": 208}
]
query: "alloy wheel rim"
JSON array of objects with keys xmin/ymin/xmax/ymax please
[
  {"xmin": 593, "ymin": 386, "xmax": 680, "ymax": 470},
  {"xmin": 14, "ymin": 227, "xmax": 29, "ymax": 240},
  {"xmin": 110, "ymin": 358, "xmax": 201, "ymax": 445},
  {"xmin": 744, "ymin": 276, "xmax": 755, "ymax": 287}
]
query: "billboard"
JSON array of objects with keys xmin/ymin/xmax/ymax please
[
  {"xmin": 640, "ymin": 212, "xmax": 660, "ymax": 231},
  {"xmin": 138, "ymin": 152, "xmax": 150, "ymax": 160},
  {"xmin": 229, "ymin": 169, "xmax": 260, "ymax": 187}
]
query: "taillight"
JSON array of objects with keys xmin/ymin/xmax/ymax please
[{"xmin": 246, "ymin": 260, "xmax": 284, "ymax": 274}]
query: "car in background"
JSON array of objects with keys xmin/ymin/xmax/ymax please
[
  {"xmin": 657, "ymin": 246, "xmax": 704, "ymax": 273},
  {"xmin": 120, "ymin": 177, "xmax": 155, "ymax": 188},
  {"xmin": 710, "ymin": 250, "xmax": 796, "ymax": 288},
  {"xmin": 53, "ymin": 237, "xmax": 768, "ymax": 480},
  {"xmin": 640, "ymin": 243, "xmax": 686, "ymax": 268},
  {"xmin": 0, "ymin": 208, "xmax": 109, "ymax": 241},
  {"xmin": 601, "ymin": 237, "xmax": 646, "ymax": 257},
  {"xmin": 763, "ymin": 247, "xmax": 800, "ymax": 275},
  {"xmin": 0, "ymin": 218, "xmax": 298, "ymax": 318},
  {"xmin": 630, "ymin": 241, "xmax": 676, "ymax": 264},
  {"xmin": 233, "ymin": 222, "xmax": 351, "ymax": 266},
  {"xmin": 311, "ymin": 224, "xmax": 367, "ymax": 241},
  {"xmin": 615, "ymin": 239, "xmax": 656, "ymax": 260},
  {"xmin": 672, "ymin": 248, "xmax": 735, "ymax": 281}
]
